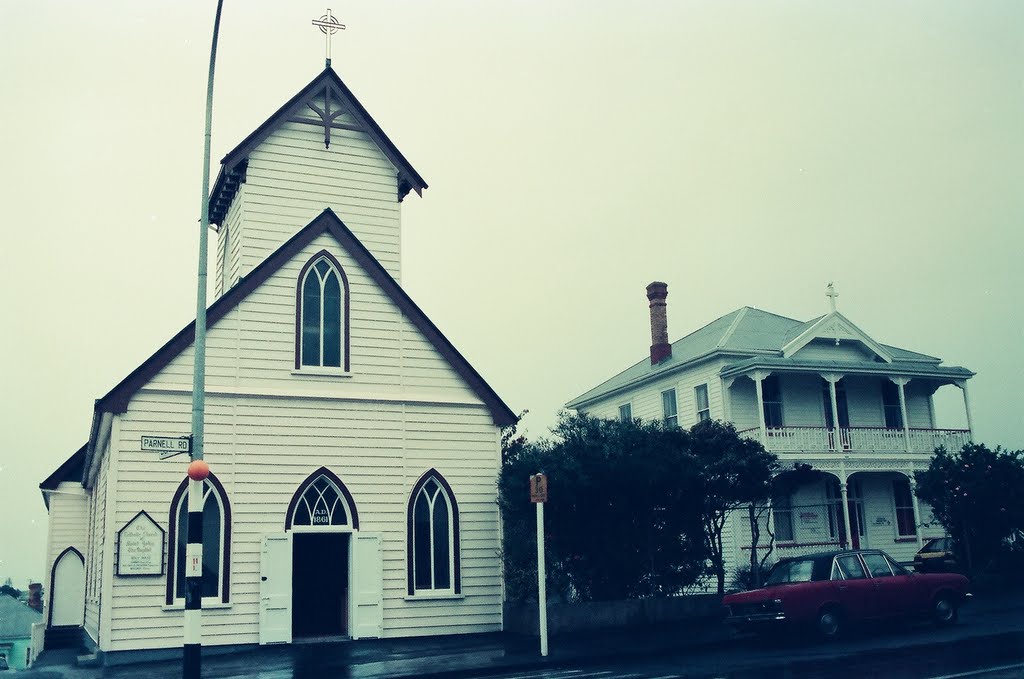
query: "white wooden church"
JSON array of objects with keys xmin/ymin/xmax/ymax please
[{"xmin": 38, "ymin": 66, "xmax": 516, "ymax": 663}]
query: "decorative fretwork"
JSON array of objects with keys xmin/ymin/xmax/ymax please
[{"xmin": 289, "ymin": 84, "xmax": 364, "ymax": 149}]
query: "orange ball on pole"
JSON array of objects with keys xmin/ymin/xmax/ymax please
[{"xmin": 187, "ymin": 459, "xmax": 210, "ymax": 481}]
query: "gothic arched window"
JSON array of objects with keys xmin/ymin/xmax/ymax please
[
  {"xmin": 296, "ymin": 251, "xmax": 349, "ymax": 371},
  {"xmin": 285, "ymin": 467, "xmax": 360, "ymax": 530},
  {"xmin": 166, "ymin": 474, "xmax": 231, "ymax": 605},
  {"xmin": 407, "ymin": 470, "xmax": 461, "ymax": 595}
]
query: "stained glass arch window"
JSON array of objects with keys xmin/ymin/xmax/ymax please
[
  {"xmin": 407, "ymin": 469, "xmax": 461, "ymax": 595},
  {"xmin": 286, "ymin": 468, "xmax": 360, "ymax": 530},
  {"xmin": 296, "ymin": 251, "xmax": 349, "ymax": 371}
]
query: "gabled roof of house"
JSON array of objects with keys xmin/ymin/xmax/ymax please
[
  {"xmin": 566, "ymin": 306, "xmax": 960, "ymax": 408},
  {"xmin": 208, "ymin": 67, "xmax": 428, "ymax": 225},
  {"xmin": 0, "ymin": 595, "xmax": 42, "ymax": 638},
  {"xmin": 80, "ymin": 209, "xmax": 515, "ymax": 482}
]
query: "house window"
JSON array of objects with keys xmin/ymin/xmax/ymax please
[
  {"xmin": 166, "ymin": 474, "xmax": 231, "ymax": 605},
  {"xmin": 893, "ymin": 478, "xmax": 917, "ymax": 537},
  {"xmin": 296, "ymin": 251, "xmax": 349, "ymax": 371},
  {"xmin": 661, "ymin": 389, "xmax": 678, "ymax": 427},
  {"xmin": 408, "ymin": 470, "xmax": 460, "ymax": 595},
  {"xmin": 761, "ymin": 375, "xmax": 783, "ymax": 428},
  {"xmin": 772, "ymin": 493, "xmax": 794, "ymax": 543},
  {"xmin": 882, "ymin": 381, "xmax": 904, "ymax": 429},
  {"xmin": 694, "ymin": 384, "xmax": 710, "ymax": 422},
  {"xmin": 821, "ymin": 378, "xmax": 850, "ymax": 429},
  {"xmin": 826, "ymin": 479, "xmax": 865, "ymax": 541},
  {"xmin": 618, "ymin": 403, "xmax": 632, "ymax": 422}
]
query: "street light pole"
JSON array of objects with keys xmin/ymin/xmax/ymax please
[{"xmin": 186, "ymin": 1, "xmax": 225, "ymax": 677}]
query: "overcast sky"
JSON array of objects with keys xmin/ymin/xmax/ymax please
[{"xmin": 1, "ymin": 1, "xmax": 1021, "ymax": 585}]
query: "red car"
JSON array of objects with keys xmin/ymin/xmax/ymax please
[{"xmin": 723, "ymin": 549, "xmax": 971, "ymax": 639}]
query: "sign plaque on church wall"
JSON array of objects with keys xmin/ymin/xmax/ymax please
[{"xmin": 116, "ymin": 511, "xmax": 166, "ymax": 576}]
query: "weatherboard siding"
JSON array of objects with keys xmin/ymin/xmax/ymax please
[
  {"xmin": 579, "ymin": 359, "xmax": 729, "ymax": 428},
  {"xmin": 106, "ymin": 393, "xmax": 501, "ymax": 651},
  {"xmin": 145, "ymin": 232, "xmax": 477, "ymax": 403},
  {"xmin": 83, "ymin": 452, "xmax": 110, "ymax": 644},
  {"xmin": 43, "ymin": 484, "xmax": 90, "ymax": 625},
  {"xmin": 231, "ymin": 120, "xmax": 402, "ymax": 283}
]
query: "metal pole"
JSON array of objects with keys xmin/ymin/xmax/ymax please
[
  {"xmin": 536, "ymin": 500, "xmax": 548, "ymax": 657},
  {"xmin": 186, "ymin": 1, "xmax": 225, "ymax": 677}
]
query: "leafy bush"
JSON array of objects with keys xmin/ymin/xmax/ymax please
[
  {"xmin": 915, "ymin": 443, "xmax": 1024, "ymax": 575},
  {"xmin": 499, "ymin": 412, "xmax": 708, "ymax": 602}
]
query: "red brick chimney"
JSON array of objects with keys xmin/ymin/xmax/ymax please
[
  {"xmin": 646, "ymin": 281, "xmax": 672, "ymax": 365},
  {"xmin": 27, "ymin": 583, "xmax": 42, "ymax": 612}
]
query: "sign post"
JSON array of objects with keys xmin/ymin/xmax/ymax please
[{"xmin": 530, "ymin": 473, "xmax": 548, "ymax": 657}]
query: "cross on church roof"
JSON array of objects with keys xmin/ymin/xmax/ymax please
[
  {"xmin": 826, "ymin": 282, "xmax": 839, "ymax": 313},
  {"xmin": 312, "ymin": 8, "xmax": 346, "ymax": 68}
]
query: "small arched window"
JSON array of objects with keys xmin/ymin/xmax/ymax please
[
  {"xmin": 166, "ymin": 474, "xmax": 231, "ymax": 605},
  {"xmin": 407, "ymin": 470, "xmax": 460, "ymax": 595},
  {"xmin": 296, "ymin": 251, "xmax": 349, "ymax": 371}
]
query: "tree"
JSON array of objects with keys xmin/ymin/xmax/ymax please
[
  {"xmin": 498, "ymin": 412, "xmax": 708, "ymax": 602},
  {"xmin": 744, "ymin": 463, "xmax": 828, "ymax": 588},
  {"xmin": 0, "ymin": 582, "xmax": 21, "ymax": 599},
  {"xmin": 915, "ymin": 443, "xmax": 1024, "ymax": 575},
  {"xmin": 690, "ymin": 419, "xmax": 779, "ymax": 594}
]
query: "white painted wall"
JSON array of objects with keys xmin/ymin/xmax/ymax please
[
  {"xmin": 230, "ymin": 113, "xmax": 402, "ymax": 284},
  {"xmin": 85, "ymin": 231, "xmax": 501, "ymax": 653},
  {"xmin": 103, "ymin": 394, "xmax": 500, "ymax": 652},
  {"xmin": 83, "ymin": 454, "xmax": 109, "ymax": 645},
  {"xmin": 43, "ymin": 484, "xmax": 89, "ymax": 628},
  {"xmin": 149, "ymin": 233, "xmax": 475, "ymax": 404},
  {"xmin": 581, "ymin": 358, "xmax": 730, "ymax": 427}
]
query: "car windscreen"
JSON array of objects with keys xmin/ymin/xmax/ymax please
[{"xmin": 765, "ymin": 559, "xmax": 816, "ymax": 584}]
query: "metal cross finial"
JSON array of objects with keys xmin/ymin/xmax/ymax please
[
  {"xmin": 826, "ymin": 282, "xmax": 839, "ymax": 312},
  {"xmin": 312, "ymin": 8, "xmax": 346, "ymax": 68}
]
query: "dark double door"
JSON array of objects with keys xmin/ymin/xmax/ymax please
[{"xmin": 292, "ymin": 533, "xmax": 350, "ymax": 638}]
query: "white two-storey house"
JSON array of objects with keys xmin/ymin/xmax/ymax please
[{"xmin": 567, "ymin": 282, "xmax": 974, "ymax": 576}]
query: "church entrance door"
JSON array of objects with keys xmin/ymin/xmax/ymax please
[{"xmin": 292, "ymin": 532, "xmax": 350, "ymax": 638}]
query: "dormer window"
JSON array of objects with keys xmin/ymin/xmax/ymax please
[{"xmin": 296, "ymin": 251, "xmax": 350, "ymax": 372}]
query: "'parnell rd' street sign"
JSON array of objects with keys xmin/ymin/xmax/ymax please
[{"xmin": 141, "ymin": 435, "xmax": 192, "ymax": 459}]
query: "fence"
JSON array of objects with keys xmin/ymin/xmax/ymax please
[{"xmin": 734, "ymin": 503, "xmax": 851, "ymax": 573}]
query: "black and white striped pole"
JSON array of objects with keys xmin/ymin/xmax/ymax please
[
  {"xmin": 184, "ymin": 460, "xmax": 209, "ymax": 678},
  {"xmin": 186, "ymin": 0, "xmax": 225, "ymax": 677}
]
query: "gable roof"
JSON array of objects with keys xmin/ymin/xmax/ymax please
[
  {"xmin": 40, "ymin": 445, "xmax": 87, "ymax": 491},
  {"xmin": 0, "ymin": 596, "xmax": 42, "ymax": 638},
  {"xmin": 39, "ymin": 444, "xmax": 87, "ymax": 508},
  {"xmin": 781, "ymin": 311, "xmax": 893, "ymax": 362},
  {"xmin": 84, "ymin": 209, "xmax": 514, "ymax": 474},
  {"xmin": 566, "ymin": 305, "xmax": 955, "ymax": 408},
  {"xmin": 208, "ymin": 67, "xmax": 428, "ymax": 225}
]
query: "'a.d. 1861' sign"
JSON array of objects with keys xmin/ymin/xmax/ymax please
[{"xmin": 116, "ymin": 511, "xmax": 165, "ymax": 576}]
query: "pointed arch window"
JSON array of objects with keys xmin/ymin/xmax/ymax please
[
  {"xmin": 407, "ymin": 470, "xmax": 461, "ymax": 595},
  {"xmin": 296, "ymin": 251, "xmax": 350, "ymax": 371},
  {"xmin": 166, "ymin": 474, "xmax": 231, "ymax": 605},
  {"xmin": 286, "ymin": 469, "xmax": 359, "ymax": 529}
]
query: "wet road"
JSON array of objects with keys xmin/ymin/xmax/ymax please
[{"xmin": 24, "ymin": 594, "xmax": 1024, "ymax": 679}]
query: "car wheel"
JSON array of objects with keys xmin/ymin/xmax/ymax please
[
  {"xmin": 817, "ymin": 606, "xmax": 843, "ymax": 640},
  {"xmin": 932, "ymin": 594, "xmax": 958, "ymax": 626}
]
